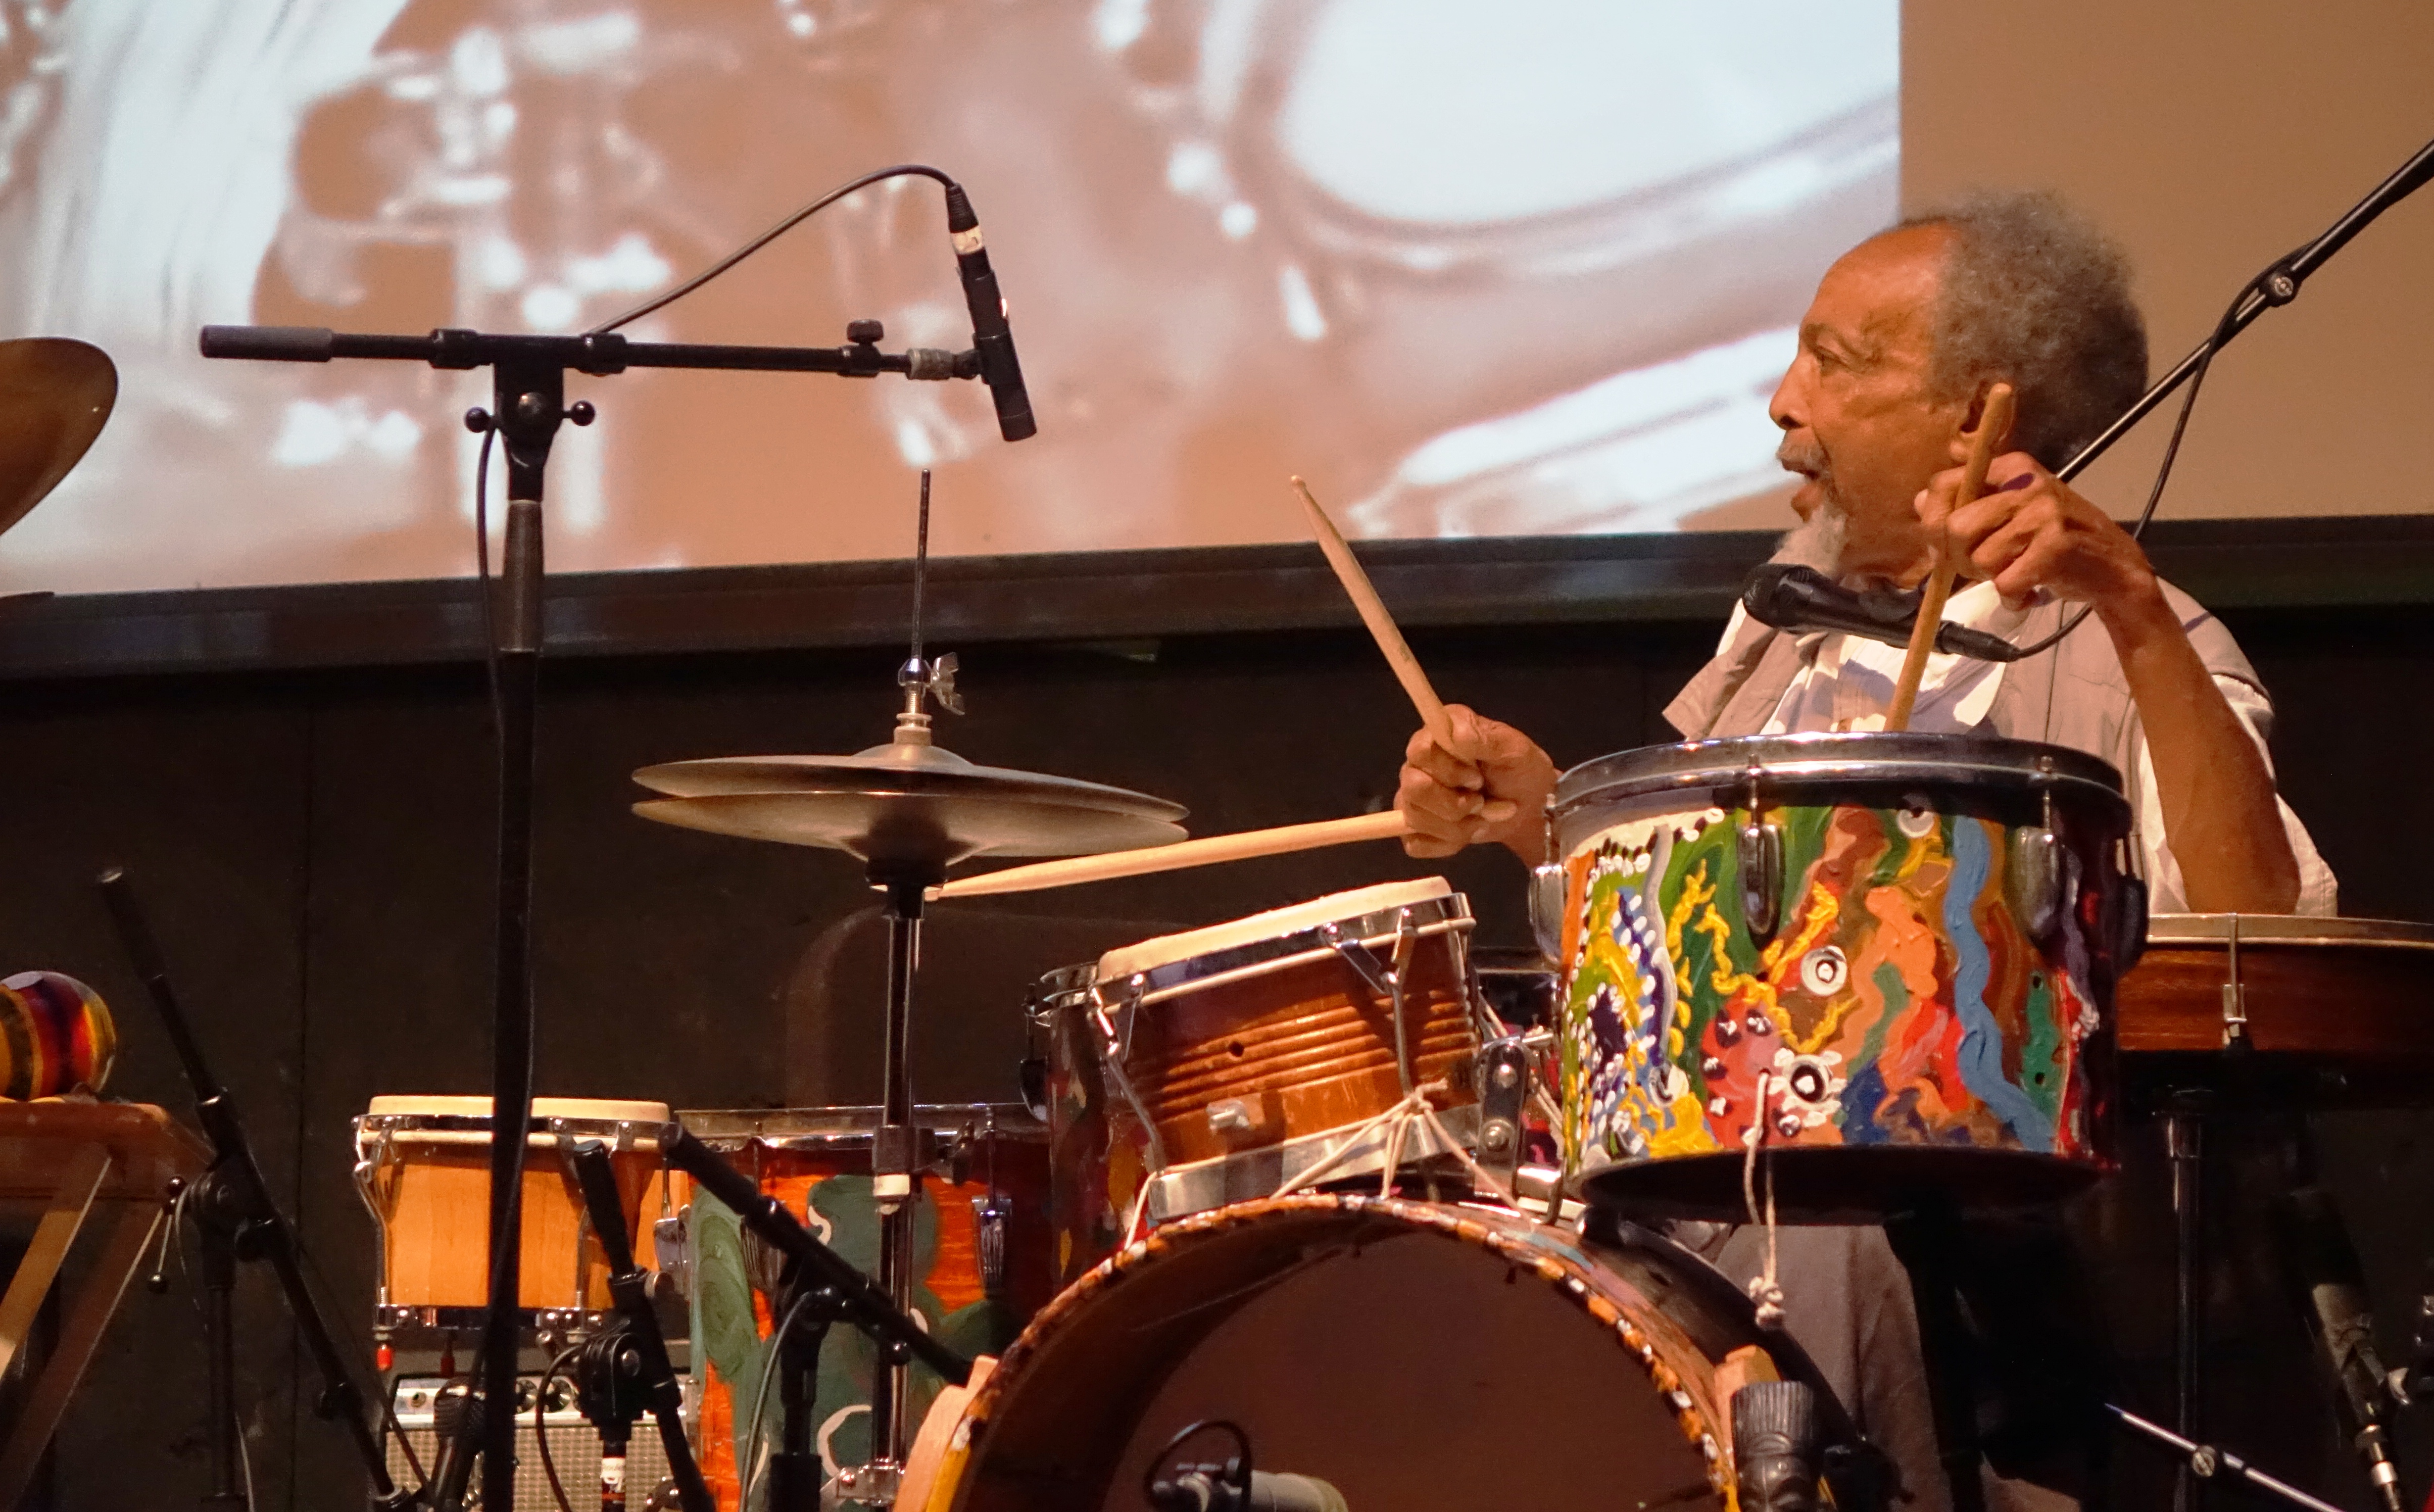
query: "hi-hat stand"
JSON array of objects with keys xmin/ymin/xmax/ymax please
[{"xmin": 198, "ymin": 315, "xmax": 1011, "ymax": 1511}]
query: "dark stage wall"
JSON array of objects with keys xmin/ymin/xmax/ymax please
[{"xmin": 2, "ymin": 595, "xmax": 2430, "ymax": 1506}]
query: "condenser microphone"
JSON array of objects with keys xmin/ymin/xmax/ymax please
[
  {"xmin": 1741, "ymin": 563, "xmax": 2023, "ymax": 663},
  {"xmin": 940, "ymin": 181, "xmax": 1036, "ymax": 442},
  {"xmin": 1147, "ymin": 1466, "xmax": 1349, "ymax": 1511},
  {"xmin": 2272, "ymin": 1186, "xmax": 2408, "ymax": 1512}
]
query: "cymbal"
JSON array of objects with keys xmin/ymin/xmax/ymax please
[
  {"xmin": 0, "ymin": 338, "xmax": 116, "ymax": 538},
  {"xmin": 631, "ymin": 738, "xmax": 1187, "ymax": 873}
]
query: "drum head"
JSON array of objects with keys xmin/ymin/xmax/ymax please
[{"xmin": 947, "ymin": 1195, "xmax": 1734, "ymax": 1510}]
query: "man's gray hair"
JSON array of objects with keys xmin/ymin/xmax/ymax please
[{"xmin": 1899, "ymin": 191, "xmax": 2148, "ymax": 470}]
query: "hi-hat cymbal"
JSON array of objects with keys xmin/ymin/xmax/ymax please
[
  {"xmin": 0, "ymin": 338, "xmax": 116, "ymax": 538},
  {"xmin": 631, "ymin": 738, "xmax": 1187, "ymax": 873}
]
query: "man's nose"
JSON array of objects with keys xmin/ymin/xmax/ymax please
[{"xmin": 1767, "ymin": 363, "xmax": 1804, "ymax": 433}]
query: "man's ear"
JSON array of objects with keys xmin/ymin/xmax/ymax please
[{"xmin": 1950, "ymin": 381, "xmax": 2016, "ymax": 461}]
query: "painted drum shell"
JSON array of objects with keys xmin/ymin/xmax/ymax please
[
  {"xmin": 1550, "ymin": 733, "xmax": 2140, "ymax": 1222},
  {"xmin": 675, "ymin": 1104, "xmax": 1051, "ymax": 1505}
]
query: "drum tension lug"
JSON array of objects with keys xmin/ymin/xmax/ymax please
[{"xmin": 2220, "ymin": 912, "xmax": 2249, "ymax": 1048}]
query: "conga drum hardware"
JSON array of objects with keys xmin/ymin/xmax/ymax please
[{"xmin": 1086, "ymin": 880, "xmax": 1494, "ymax": 1229}]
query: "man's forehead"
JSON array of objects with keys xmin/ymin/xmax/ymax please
[{"xmin": 1806, "ymin": 224, "xmax": 1949, "ymax": 345}]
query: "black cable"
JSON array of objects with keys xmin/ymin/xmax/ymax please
[
  {"xmin": 586, "ymin": 164, "xmax": 957, "ymax": 336},
  {"xmin": 536, "ymin": 1341, "xmax": 585, "ymax": 1512},
  {"xmin": 741, "ymin": 1290, "xmax": 816, "ymax": 1506},
  {"xmin": 2004, "ymin": 251, "xmax": 2284, "ymax": 662},
  {"xmin": 1142, "ymin": 1419, "xmax": 1252, "ymax": 1507},
  {"xmin": 469, "ymin": 418, "xmax": 505, "ymax": 741}
]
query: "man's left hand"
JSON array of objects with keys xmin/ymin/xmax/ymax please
[{"xmin": 1918, "ymin": 452, "xmax": 2164, "ymax": 625}]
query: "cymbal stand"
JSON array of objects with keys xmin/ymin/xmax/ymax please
[
  {"xmin": 859, "ymin": 473, "xmax": 961, "ymax": 1497},
  {"xmin": 197, "ymin": 319, "xmax": 1002, "ymax": 1511}
]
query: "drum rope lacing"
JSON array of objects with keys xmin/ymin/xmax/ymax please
[{"xmin": 1741, "ymin": 1069, "xmax": 1787, "ymax": 1330}]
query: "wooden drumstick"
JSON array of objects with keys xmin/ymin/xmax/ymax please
[
  {"xmin": 1292, "ymin": 476, "xmax": 1452, "ymax": 747},
  {"xmin": 930, "ymin": 810, "xmax": 1410, "ymax": 900},
  {"xmin": 1885, "ymin": 383, "xmax": 2015, "ymax": 731}
]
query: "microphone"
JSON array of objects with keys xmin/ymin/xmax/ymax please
[
  {"xmin": 422, "ymin": 1378, "xmax": 485, "ymax": 1512},
  {"xmin": 940, "ymin": 181, "xmax": 1036, "ymax": 443},
  {"xmin": 2272, "ymin": 1186, "xmax": 2408, "ymax": 1512},
  {"xmin": 1147, "ymin": 1469, "xmax": 1348, "ymax": 1512},
  {"xmin": 1741, "ymin": 563, "xmax": 2023, "ymax": 663}
]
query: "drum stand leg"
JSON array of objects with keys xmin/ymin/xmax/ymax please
[
  {"xmin": 864, "ymin": 872, "xmax": 934, "ymax": 1495},
  {"xmin": 1883, "ymin": 1191, "xmax": 1986, "ymax": 1512},
  {"xmin": 2164, "ymin": 1094, "xmax": 2208, "ymax": 1512}
]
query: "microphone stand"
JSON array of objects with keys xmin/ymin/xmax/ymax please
[
  {"xmin": 197, "ymin": 319, "xmax": 996, "ymax": 1511},
  {"xmin": 656, "ymin": 1126, "xmax": 973, "ymax": 1512},
  {"xmin": 96, "ymin": 868, "xmax": 414, "ymax": 1512},
  {"xmin": 2057, "ymin": 131, "xmax": 2434, "ymax": 485}
]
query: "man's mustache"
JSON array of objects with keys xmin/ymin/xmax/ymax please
[{"xmin": 1776, "ymin": 436, "xmax": 1829, "ymax": 478}]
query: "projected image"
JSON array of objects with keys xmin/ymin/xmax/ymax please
[{"xmin": 0, "ymin": 0, "xmax": 1897, "ymax": 593}]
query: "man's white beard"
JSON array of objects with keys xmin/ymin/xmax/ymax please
[{"xmin": 1771, "ymin": 501, "xmax": 1847, "ymax": 575}]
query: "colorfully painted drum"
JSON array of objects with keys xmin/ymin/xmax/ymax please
[
  {"xmin": 351, "ymin": 1096, "xmax": 671, "ymax": 1325},
  {"xmin": 1548, "ymin": 733, "xmax": 2145, "ymax": 1220},
  {"xmin": 675, "ymin": 1105, "xmax": 1051, "ymax": 1508},
  {"xmin": 899, "ymin": 1194, "xmax": 1851, "ymax": 1512},
  {"xmin": 1088, "ymin": 880, "xmax": 1486, "ymax": 1226},
  {"xmin": 0, "ymin": 971, "xmax": 116, "ymax": 1099}
]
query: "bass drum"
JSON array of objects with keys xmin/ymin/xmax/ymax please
[{"xmin": 906, "ymin": 1194, "xmax": 1860, "ymax": 1511}]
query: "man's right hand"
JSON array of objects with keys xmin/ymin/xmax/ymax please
[{"xmin": 1394, "ymin": 704, "xmax": 1559, "ymax": 861}]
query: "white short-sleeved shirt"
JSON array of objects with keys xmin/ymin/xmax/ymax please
[{"xmin": 1701, "ymin": 580, "xmax": 2338, "ymax": 915}]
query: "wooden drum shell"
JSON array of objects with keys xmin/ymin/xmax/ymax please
[
  {"xmin": 1118, "ymin": 943, "xmax": 1477, "ymax": 1168},
  {"xmin": 355, "ymin": 1096, "xmax": 669, "ymax": 1313}
]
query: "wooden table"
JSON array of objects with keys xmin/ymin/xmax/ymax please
[{"xmin": 0, "ymin": 1101, "xmax": 206, "ymax": 1509}]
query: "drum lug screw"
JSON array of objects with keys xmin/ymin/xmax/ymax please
[{"xmin": 1206, "ymin": 1099, "xmax": 1254, "ymax": 1137}]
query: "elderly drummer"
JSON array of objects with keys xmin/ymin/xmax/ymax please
[
  {"xmin": 1397, "ymin": 190, "xmax": 2334, "ymax": 918},
  {"xmin": 1393, "ymin": 192, "xmax": 2340, "ymax": 1512}
]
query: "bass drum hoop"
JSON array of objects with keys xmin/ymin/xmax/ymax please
[{"xmin": 941, "ymin": 1193, "xmax": 1745, "ymax": 1509}]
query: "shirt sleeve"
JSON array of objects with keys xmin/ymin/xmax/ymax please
[{"xmin": 2131, "ymin": 674, "xmax": 2339, "ymax": 916}]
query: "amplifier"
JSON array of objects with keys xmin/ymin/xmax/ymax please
[{"xmin": 386, "ymin": 1373, "xmax": 701, "ymax": 1508}]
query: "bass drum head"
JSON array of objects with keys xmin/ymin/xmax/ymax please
[{"xmin": 943, "ymin": 1195, "xmax": 1738, "ymax": 1510}]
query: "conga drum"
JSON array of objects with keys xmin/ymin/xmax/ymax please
[
  {"xmin": 351, "ymin": 1095, "xmax": 672, "ymax": 1331},
  {"xmin": 1087, "ymin": 879, "xmax": 1488, "ymax": 1229},
  {"xmin": 1548, "ymin": 733, "xmax": 2146, "ymax": 1220},
  {"xmin": 898, "ymin": 1194, "xmax": 1865, "ymax": 1511}
]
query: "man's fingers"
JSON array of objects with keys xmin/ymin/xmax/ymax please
[
  {"xmin": 1402, "ymin": 834, "xmax": 1465, "ymax": 859},
  {"xmin": 1404, "ymin": 736, "xmax": 1483, "ymax": 792},
  {"xmin": 1479, "ymin": 799, "xmax": 1519, "ymax": 822}
]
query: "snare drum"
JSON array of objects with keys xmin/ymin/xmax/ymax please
[
  {"xmin": 351, "ymin": 1095, "xmax": 671, "ymax": 1331},
  {"xmin": 675, "ymin": 1105, "xmax": 1050, "ymax": 1504},
  {"xmin": 1088, "ymin": 879, "xmax": 1486, "ymax": 1226},
  {"xmin": 1548, "ymin": 734, "xmax": 2144, "ymax": 1220},
  {"xmin": 900, "ymin": 1194, "xmax": 1856, "ymax": 1512}
]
